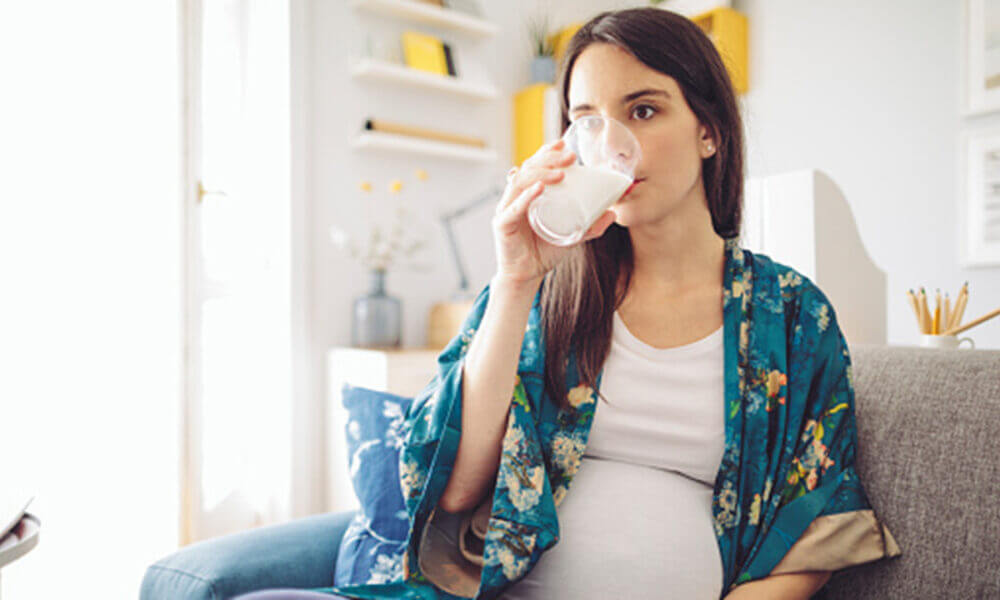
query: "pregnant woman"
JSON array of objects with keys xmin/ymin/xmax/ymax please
[{"xmin": 237, "ymin": 7, "xmax": 900, "ymax": 600}]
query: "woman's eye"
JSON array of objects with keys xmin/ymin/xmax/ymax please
[{"xmin": 632, "ymin": 105, "xmax": 656, "ymax": 120}]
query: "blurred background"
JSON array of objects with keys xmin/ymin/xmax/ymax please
[{"xmin": 1, "ymin": 0, "xmax": 998, "ymax": 597}]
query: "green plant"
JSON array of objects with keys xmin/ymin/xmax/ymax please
[{"xmin": 527, "ymin": 12, "xmax": 555, "ymax": 57}]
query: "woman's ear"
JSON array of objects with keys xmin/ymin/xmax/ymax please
[{"xmin": 698, "ymin": 125, "xmax": 717, "ymax": 159}]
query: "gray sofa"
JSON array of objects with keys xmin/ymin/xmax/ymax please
[
  {"xmin": 142, "ymin": 345, "xmax": 1000, "ymax": 599},
  {"xmin": 816, "ymin": 345, "xmax": 1000, "ymax": 598}
]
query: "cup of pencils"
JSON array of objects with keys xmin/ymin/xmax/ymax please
[{"xmin": 907, "ymin": 283, "xmax": 1000, "ymax": 349}]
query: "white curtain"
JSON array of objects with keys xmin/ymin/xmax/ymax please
[{"xmin": 183, "ymin": 0, "xmax": 299, "ymax": 544}]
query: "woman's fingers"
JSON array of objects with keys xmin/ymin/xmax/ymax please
[
  {"xmin": 496, "ymin": 167, "xmax": 563, "ymax": 215},
  {"xmin": 494, "ymin": 180, "xmax": 545, "ymax": 233}
]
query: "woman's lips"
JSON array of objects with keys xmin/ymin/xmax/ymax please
[{"xmin": 623, "ymin": 178, "xmax": 645, "ymax": 197}]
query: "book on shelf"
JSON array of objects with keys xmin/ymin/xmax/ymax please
[
  {"xmin": 364, "ymin": 118, "xmax": 486, "ymax": 148},
  {"xmin": 443, "ymin": 43, "xmax": 456, "ymax": 77},
  {"xmin": 401, "ymin": 31, "xmax": 457, "ymax": 77}
]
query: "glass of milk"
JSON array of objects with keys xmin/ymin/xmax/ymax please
[{"xmin": 528, "ymin": 115, "xmax": 641, "ymax": 246}]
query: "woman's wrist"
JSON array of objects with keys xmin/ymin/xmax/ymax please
[{"xmin": 491, "ymin": 272, "xmax": 544, "ymax": 299}]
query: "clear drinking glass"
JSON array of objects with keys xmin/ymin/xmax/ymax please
[{"xmin": 528, "ymin": 115, "xmax": 641, "ymax": 246}]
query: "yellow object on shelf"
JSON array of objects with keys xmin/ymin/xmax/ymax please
[
  {"xmin": 691, "ymin": 7, "xmax": 748, "ymax": 94},
  {"xmin": 548, "ymin": 23, "xmax": 583, "ymax": 66},
  {"xmin": 402, "ymin": 31, "xmax": 449, "ymax": 76},
  {"xmin": 513, "ymin": 83, "xmax": 560, "ymax": 166}
]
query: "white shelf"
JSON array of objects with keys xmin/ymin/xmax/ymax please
[
  {"xmin": 351, "ymin": 58, "xmax": 497, "ymax": 101},
  {"xmin": 354, "ymin": 131, "xmax": 497, "ymax": 163},
  {"xmin": 351, "ymin": 0, "xmax": 497, "ymax": 38}
]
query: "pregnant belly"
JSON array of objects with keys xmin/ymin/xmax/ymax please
[{"xmin": 501, "ymin": 456, "xmax": 723, "ymax": 600}]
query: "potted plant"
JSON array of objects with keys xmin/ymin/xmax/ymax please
[{"xmin": 527, "ymin": 12, "xmax": 556, "ymax": 84}]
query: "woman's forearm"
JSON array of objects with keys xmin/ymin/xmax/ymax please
[
  {"xmin": 722, "ymin": 570, "xmax": 831, "ymax": 600},
  {"xmin": 436, "ymin": 274, "xmax": 543, "ymax": 513}
]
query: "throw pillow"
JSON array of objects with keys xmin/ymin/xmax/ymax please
[{"xmin": 333, "ymin": 383, "xmax": 413, "ymax": 587}]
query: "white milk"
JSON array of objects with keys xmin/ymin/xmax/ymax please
[{"xmin": 531, "ymin": 163, "xmax": 633, "ymax": 243}]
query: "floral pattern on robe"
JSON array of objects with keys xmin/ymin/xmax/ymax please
[{"xmin": 317, "ymin": 236, "xmax": 901, "ymax": 600}]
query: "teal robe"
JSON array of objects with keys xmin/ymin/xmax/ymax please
[{"xmin": 320, "ymin": 236, "xmax": 901, "ymax": 599}]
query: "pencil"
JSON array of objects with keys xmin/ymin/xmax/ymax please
[
  {"xmin": 953, "ymin": 282, "xmax": 969, "ymax": 330},
  {"xmin": 933, "ymin": 303, "xmax": 941, "ymax": 335},
  {"xmin": 919, "ymin": 287, "xmax": 931, "ymax": 334},
  {"xmin": 944, "ymin": 293, "xmax": 951, "ymax": 331},
  {"xmin": 942, "ymin": 305, "xmax": 1000, "ymax": 336},
  {"xmin": 906, "ymin": 289, "xmax": 921, "ymax": 331}
]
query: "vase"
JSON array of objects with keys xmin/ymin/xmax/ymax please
[
  {"xmin": 530, "ymin": 56, "xmax": 556, "ymax": 84},
  {"xmin": 351, "ymin": 269, "xmax": 402, "ymax": 348}
]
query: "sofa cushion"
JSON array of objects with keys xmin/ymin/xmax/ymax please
[
  {"xmin": 817, "ymin": 345, "xmax": 1000, "ymax": 599},
  {"xmin": 333, "ymin": 383, "xmax": 412, "ymax": 587}
]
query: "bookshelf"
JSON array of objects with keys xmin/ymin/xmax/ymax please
[
  {"xmin": 350, "ymin": 57, "xmax": 498, "ymax": 101},
  {"xmin": 351, "ymin": 0, "xmax": 498, "ymax": 39},
  {"xmin": 353, "ymin": 131, "xmax": 498, "ymax": 163},
  {"xmin": 350, "ymin": 1, "xmax": 499, "ymax": 163}
]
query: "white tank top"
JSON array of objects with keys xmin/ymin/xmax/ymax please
[{"xmin": 502, "ymin": 311, "xmax": 725, "ymax": 600}]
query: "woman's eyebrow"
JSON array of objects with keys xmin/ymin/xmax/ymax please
[{"xmin": 569, "ymin": 89, "xmax": 670, "ymax": 113}]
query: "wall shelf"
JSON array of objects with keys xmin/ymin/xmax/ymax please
[
  {"xmin": 350, "ymin": 58, "xmax": 497, "ymax": 101},
  {"xmin": 353, "ymin": 131, "xmax": 497, "ymax": 163},
  {"xmin": 351, "ymin": 0, "xmax": 497, "ymax": 39}
]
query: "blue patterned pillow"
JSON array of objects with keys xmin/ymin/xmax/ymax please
[{"xmin": 333, "ymin": 383, "xmax": 413, "ymax": 587}]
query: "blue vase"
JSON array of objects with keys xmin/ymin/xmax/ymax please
[
  {"xmin": 351, "ymin": 269, "xmax": 402, "ymax": 348},
  {"xmin": 530, "ymin": 56, "xmax": 556, "ymax": 84}
]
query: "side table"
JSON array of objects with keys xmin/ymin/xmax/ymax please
[{"xmin": 0, "ymin": 513, "xmax": 40, "ymax": 600}]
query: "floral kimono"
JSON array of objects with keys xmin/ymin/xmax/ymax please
[{"xmin": 321, "ymin": 236, "xmax": 901, "ymax": 600}]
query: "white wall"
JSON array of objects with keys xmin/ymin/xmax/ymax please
[
  {"xmin": 0, "ymin": 1, "xmax": 182, "ymax": 598},
  {"xmin": 737, "ymin": 0, "xmax": 1000, "ymax": 349}
]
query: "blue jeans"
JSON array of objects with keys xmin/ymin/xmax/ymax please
[
  {"xmin": 233, "ymin": 592, "xmax": 352, "ymax": 599},
  {"xmin": 140, "ymin": 510, "xmax": 359, "ymax": 600}
]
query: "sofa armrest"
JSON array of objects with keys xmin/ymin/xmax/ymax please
[{"xmin": 140, "ymin": 510, "xmax": 358, "ymax": 600}]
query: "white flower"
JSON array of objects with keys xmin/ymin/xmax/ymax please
[
  {"xmin": 383, "ymin": 401, "xmax": 406, "ymax": 451},
  {"xmin": 399, "ymin": 455, "xmax": 427, "ymax": 500},
  {"xmin": 485, "ymin": 545, "xmax": 530, "ymax": 581},
  {"xmin": 505, "ymin": 465, "xmax": 544, "ymax": 513},
  {"xmin": 502, "ymin": 421, "xmax": 526, "ymax": 455},
  {"xmin": 366, "ymin": 551, "xmax": 404, "ymax": 584},
  {"xmin": 550, "ymin": 433, "xmax": 585, "ymax": 477}
]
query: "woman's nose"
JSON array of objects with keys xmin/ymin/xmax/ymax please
[{"xmin": 600, "ymin": 121, "xmax": 638, "ymax": 163}]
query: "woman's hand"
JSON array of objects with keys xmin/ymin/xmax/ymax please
[
  {"xmin": 722, "ymin": 571, "xmax": 832, "ymax": 600},
  {"xmin": 492, "ymin": 138, "xmax": 617, "ymax": 288}
]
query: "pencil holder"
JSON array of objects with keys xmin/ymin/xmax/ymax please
[{"xmin": 919, "ymin": 334, "xmax": 975, "ymax": 350}]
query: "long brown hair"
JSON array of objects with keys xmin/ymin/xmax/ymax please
[{"xmin": 541, "ymin": 8, "xmax": 744, "ymax": 411}]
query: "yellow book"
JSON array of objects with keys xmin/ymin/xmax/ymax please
[
  {"xmin": 402, "ymin": 31, "xmax": 448, "ymax": 76},
  {"xmin": 691, "ymin": 8, "xmax": 749, "ymax": 94}
]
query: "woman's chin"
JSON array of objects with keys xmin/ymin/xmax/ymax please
[{"xmin": 610, "ymin": 203, "xmax": 635, "ymax": 227}]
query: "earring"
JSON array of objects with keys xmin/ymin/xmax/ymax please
[{"xmin": 706, "ymin": 144, "xmax": 715, "ymax": 154}]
